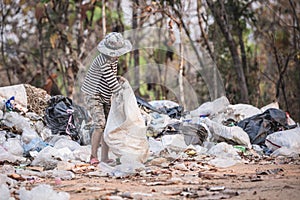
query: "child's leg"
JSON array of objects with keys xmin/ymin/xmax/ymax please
[
  {"xmin": 84, "ymin": 95, "xmax": 106, "ymax": 162},
  {"xmin": 101, "ymin": 103, "xmax": 111, "ymax": 162}
]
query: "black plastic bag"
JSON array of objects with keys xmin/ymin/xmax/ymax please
[
  {"xmin": 237, "ymin": 108, "xmax": 292, "ymax": 145},
  {"xmin": 45, "ymin": 95, "xmax": 89, "ymax": 143}
]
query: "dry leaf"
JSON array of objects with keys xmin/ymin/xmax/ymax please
[{"xmin": 50, "ymin": 33, "xmax": 58, "ymax": 49}]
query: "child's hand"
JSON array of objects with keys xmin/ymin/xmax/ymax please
[{"xmin": 117, "ymin": 76, "xmax": 127, "ymax": 83}]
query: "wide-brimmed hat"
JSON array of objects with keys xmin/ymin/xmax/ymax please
[{"xmin": 97, "ymin": 32, "xmax": 132, "ymax": 57}]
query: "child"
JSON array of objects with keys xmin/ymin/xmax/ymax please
[{"xmin": 81, "ymin": 32, "xmax": 132, "ymax": 164}]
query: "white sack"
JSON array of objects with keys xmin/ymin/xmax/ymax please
[
  {"xmin": 265, "ymin": 128, "xmax": 300, "ymax": 152},
  {"xmin": 190, "ymin": 96, "xmax": 229, "ymax": 117},
  {"xmin": 201, "ymin": 118, "xmax": 252, "ymax": 149},
  {"xmin": 227, "ymin": 104, "xmax": 262, "ymax": 120},
  {"xmin": 104, "ymin": 80, "xmax": 149, "ymax": 163}
]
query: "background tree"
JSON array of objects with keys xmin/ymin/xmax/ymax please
[{"xmin": 0, "ymin": 0, "xmax": 299, "ymax": 121}]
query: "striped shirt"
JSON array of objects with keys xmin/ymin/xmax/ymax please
[{"xmin": 81, "ymin": 53, "xmax": 121, "ymax": 103}]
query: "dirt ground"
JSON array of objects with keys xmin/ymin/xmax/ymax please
[{"xmin": 6, "ymin": 155, "xmax": 299, "ymax": 200}]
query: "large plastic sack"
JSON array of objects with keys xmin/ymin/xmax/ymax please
[
  {"xmin": 265, "ymin": 128, "xmax": 300, "ymax": 152},
  {"xmin": 260, "ymin": 102, "xmax": 279, "ymax": 112},
  {"xmin": 237, "ymin": 108, "xmax": 291, "ymax": 145},
  {"xmin": 227, "ymin": 104, "xmax": 262, "ymax": 120},
  {"xmin": 201, "ymin": 118, "xmax": 251, "ymax": 148},
  {"xmin": 210, "ymin": 103, "xmax": 262, "ymax": 124},
  {"xmin": 104, "ymin": 80, "xmax": 149, "ymax": 163}
]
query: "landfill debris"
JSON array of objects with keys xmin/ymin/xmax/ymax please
[
  {"xmin": 190, "ymin": 96, "xmax": 230, "ymax": 117},
  {"xmin": 260, "ymin": 101, "xmax": 279, "ymax": 112},
  {"xmin": 237, "ymin": 108, "xmax": 294, "ymax": 145},
  {"xmin": 265, "ymin": 127, "xmax": 300, "ymax": 151},
  {"xmin": 19, "ymin": 184, "xmax": 70, "ymax": 200},
  {"xmin": 24, "ymin": 84, "xmax": 51, "ymax": 115},
  {"xmin": 0, "ymin": 83, "xmax": 299, "ymax": 199},
  {"xmin": 256, "ymin": 168, "xmax": 283, "ymax": 175},
  {"xmin": 0, "ymin": 184, "xmax": 11, "ymax": 200},
  {"xmin": 45, "ymin": 95, "xmax": 90, "ymax": 144},
  {"xmin": 201, "ymin": 118, "xmax": 252, "ymax": 148},
  {"xmin": 161, "ymin": 134, "xmax": 188, "ymax": 152},
  {"xmin": 158, "ymin": 122, "xmax": 208, "ymax": 146},
  {"xmin": 0, "ymin": 84, "xmax": 28, "ymax": 112},
  {"xmin": 265, "ymin": 128, "xmax": 300, "ymax": 157}
]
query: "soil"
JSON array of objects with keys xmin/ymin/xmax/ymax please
[{"xmin": 7, "ymin": 155, "xmax": 299, "ymax": 200}]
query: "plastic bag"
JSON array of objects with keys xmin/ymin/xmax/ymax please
[
  {"xmin": 19, "ymin": 184, "xmax": 70, "ymax": 200},
  {"xmin": 0, "ymin": 184, "xmax": 11, "ymax": 200},
  {"xmin": 23, "ymin": 137, "xmax": 49, "ymax": 156},
  {"xmin": 45, "ymin": 95, "xmax": 89, "ymax": 143},
  {"xmin": 265, "ymin": 128, "xmax": 300, "ymax": 151},
  {"xmin": 237, "ymin": 108, "xmax": 293, "ymax": 145},
  {"xmin": 190, "ymin": 96, "xmax": 229, "ymax": 117},
  {"xmin": 159, "ymin": 122, "xmax": 208, "ymax": 146},
  {"xmin": 201, "ymin": 118, "xmax": 251, "ymax": 148},
  {"xmin": 104, "ymin": 80, "xmax": 149, "ymax": 163}
]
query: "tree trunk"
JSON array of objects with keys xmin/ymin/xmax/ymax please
[
  {"xmin": 132, "ymin": 0, "xmax": 140, "ymax": 95},
  {"xmin": 206, "ymin": 0, "xmax": 249, "ymax": 103},
  {"xmin": 178, "ymin": 25, "xmax": 186, "ymax": 108},
  {"xmin": 197, "ymin": 0, "xmax": 214, "ymax": 60},
  {"xmin": 102, "ymin": 0, "xmax": 106, "ymax": 36}
]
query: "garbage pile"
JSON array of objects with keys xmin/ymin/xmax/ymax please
[
  {"xmin": 0, "ymin": 84, "xmax": 299, "ymax": 199},
  {"xmin": 142, "ymin": 96, "xmax": 299, "ymax": 159}
]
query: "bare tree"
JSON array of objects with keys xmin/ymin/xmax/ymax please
[{"xmin": 206, "ymin": 0, "xmax": 249, "ymax": 103}]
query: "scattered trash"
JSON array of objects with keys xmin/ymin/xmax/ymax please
[
  {"xmin": 23, "ymin": 137, "xmax": 49, "ymax": 156},
  {"xmin": 237, "ymin": 108, "xmax": 293, "ymax": 145},
  {"xmin": 260, "ymin": 102, "xmax": 279, "ymax": 112},
  {"xmin": 201, "ymin": 118, "xmax": 251, "ymax": 148},
  {"xmin": 209, "ymin": 157, "xmax": 237, "ymax": 168},
  {"xmin": 0, "ymin": 184, "xmax": 11, "ymax": 200},
  {"xmin": 0, "ymin": 84, "xmax": 28, "ymax": 112},
  {"xmin": 190, "ymin": 96, "xmax": 230, "ymax": 117},
  {"xmin": 225, "ymin": 104, "xmax": 262, "ymax": 121},
  {"xmin": 209, "ymin": 186, "xmax": 225, "ymax": 191},
  {"xmin": 208, "ymin": 142, "xmax": 240, "ymax": 159},
  {"xmin": 0, "ymin": 83, "xmax": 299, "ymax": 199},
  {"xmin": 159, "ymin": 122, "xmax": 208, "ymax": 146},
  {"xmin": 3, "ymin": 138, "xmax": 24, "ymax": 157},
  {"xmin": 256, "ymin": 168, "xmax": 283, "ymax": 175},
  {"xmin": 173, "ymin": 163, "xmax": 188, "ymax": 171},
  {"xmin": 265, "ymin": 127, "xmax": 300, "ymax": 151},
  {"xmin": 45, "ymin": 95, "xmax": 89, "ymax": 143},
  {"xmin": 161, "ymin": 134, "xmax": 187, "ymax": 152},
  {"xmin": 148, "ymin": 137, "xmax": 164, "ymax": 155},
  {"xmin": 19, "ymin": 184, "xmax": 70, "ymax": 200}
]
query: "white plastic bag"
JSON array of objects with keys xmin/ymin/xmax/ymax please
[
  {"xmin": 19, "ymin": 184, "xmax": 70, "ymax": 200},
  {"xmin": 104, "ymin": 80, "xmax": 149, "ymax": 163},
  {"xmin": 201, "ymin": 118, "xmax": 252, "ymax": 148},
  {"xmin": 0, "ymin": 184, "xmax": 11, "ymax": 200},
  {"xmin": 190, "ymin": 96, "xmax": 229, "ymax": 117},
  {"xmin": 265, "ymin": 128, "xmax": 300, "ymax": 152}
]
